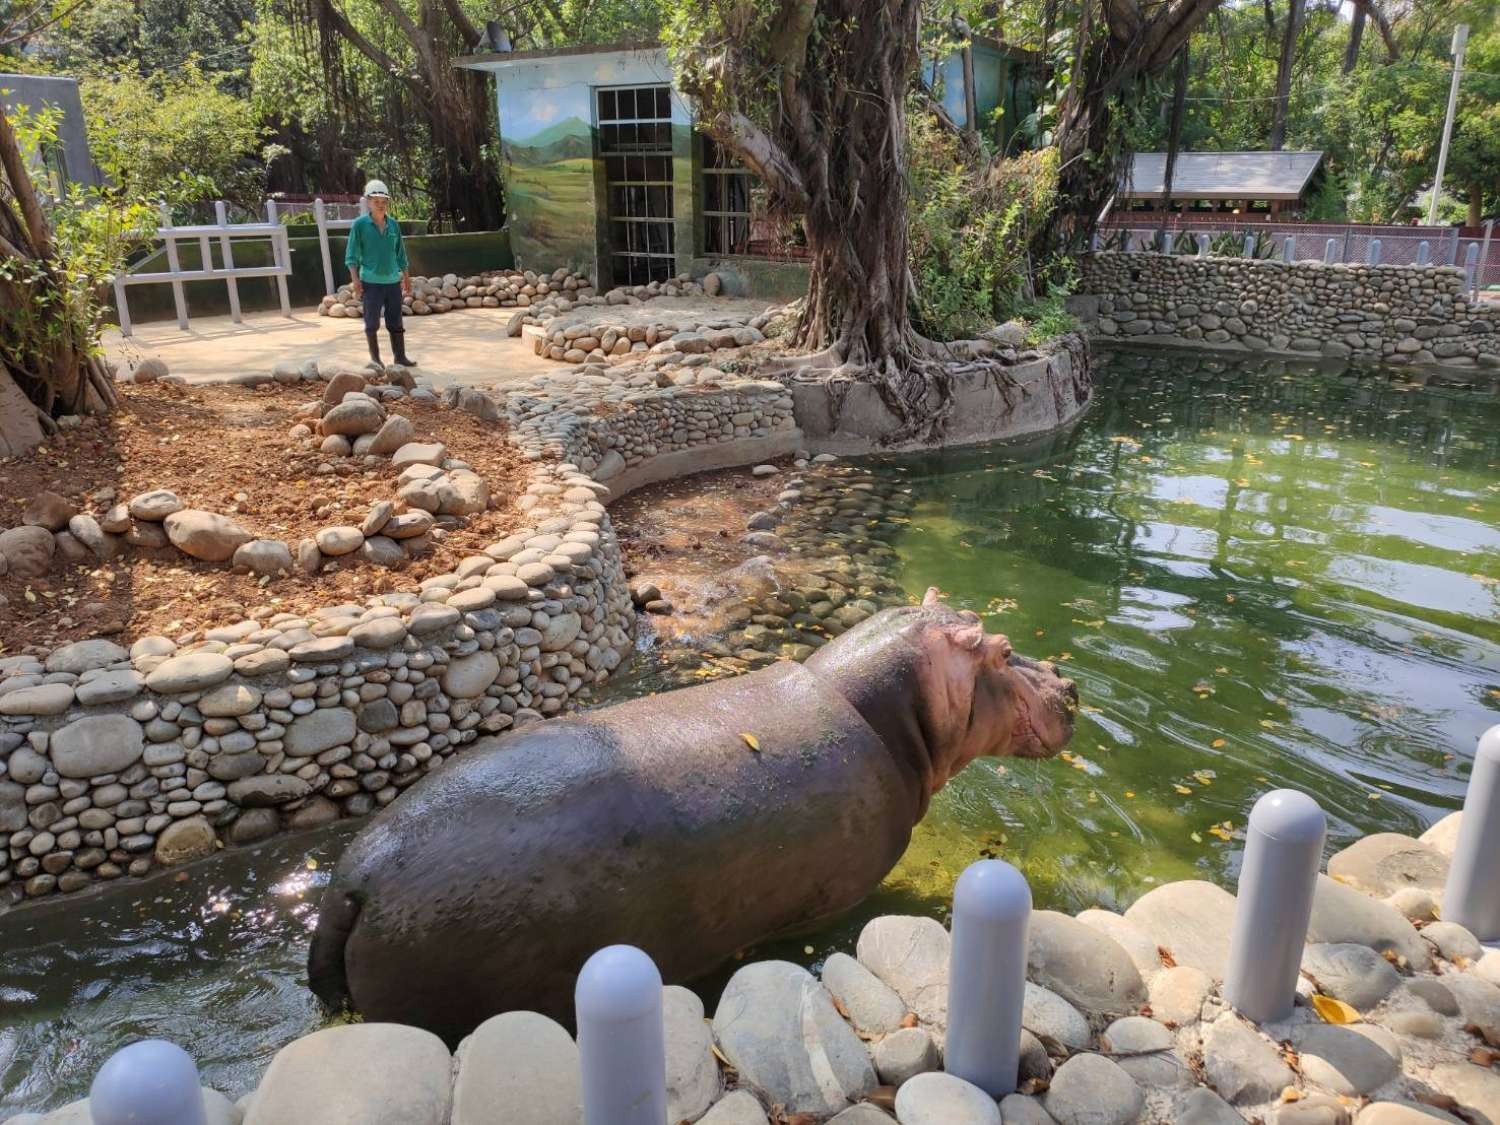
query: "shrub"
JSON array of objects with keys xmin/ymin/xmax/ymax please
[{"xmin": 906, "ymin": 108, "xmax": 1060, "ymax": 341}]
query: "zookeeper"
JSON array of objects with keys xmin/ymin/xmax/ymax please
[{"xmin": 345, "ymin": 179, "xmax": 416, "ymax": 368}]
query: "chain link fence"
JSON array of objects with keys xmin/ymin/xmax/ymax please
[{"xmin": 1099, "ymin": 219, "xmax": 1499, "ymax": 297}]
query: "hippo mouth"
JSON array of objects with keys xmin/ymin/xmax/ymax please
[{"xmin": 1007, "ymin": 654, "xmax": 1078, "ymax": 758}]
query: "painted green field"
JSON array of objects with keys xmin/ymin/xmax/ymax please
[{"xmin": 503, "ymin": 155, "xmax": 597, "ymax": 270}]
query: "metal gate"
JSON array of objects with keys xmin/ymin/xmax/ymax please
[{"xmin": 597, "ymin": 84, "xmax": 676, "ymax": 287}]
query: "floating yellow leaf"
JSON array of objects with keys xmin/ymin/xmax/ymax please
[
  {"xmin": 1124, "ymin": 790, "xmax": 1136, "ymax": 798},
  {"xmin": 1174, "ymin": 784, "xmax": 1194, "ymax": 795},
  {"xmin": 1190, "ymin": 832, "xmax": 1203, "ymax": 843},
  {"xmin": 1211, "ymin": 738, "xmax": 1228, "ymax": 749},
  {"xmin": 1311, "ymin": 994, "xmax": 1360, "ymax": 1025},
  {"xmin": 740, "ymin": 733, "xmax": 761, "ymax": 752}
]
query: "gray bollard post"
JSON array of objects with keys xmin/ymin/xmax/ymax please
[
  {"xmin": 1224, "ymin": 790, "xmax": 1325, "ymax": 1025},
  {"xmin": 1367, "ymin": 238, "xmax": 1382, "ymax": 265},
  {"xmin": 1417, "ymin": 240, "xmax": 1431, "ymax": 266},
  {"xmin": 945, "ymin": 859, "xmax": 1031, "ymax": 1098},
  {"xmin": 1442, "ymin": 725, "xmax": 1500, "ymax": 939},
  {"xmin": 1324, "ymin": 237, "xmax": 1338, "ymax": 264},
  {"xmin": 1283, "ymin": 235, "xmax": 1296, "ymax": 262},
  {"xmin": 575, "ymin": 944, "xmax": 667, "ymax": 1125},
  {"xmin": 90, "ymin": 1040, "xmax": 207, "ymax": 1125},
  {"xmin": 1196, "ymin": 234, "xmax": 1210, "ymax": 257},
  {"xmin": 1464, "ymin": 243, "xmax": 1481, "ymax": 293}
]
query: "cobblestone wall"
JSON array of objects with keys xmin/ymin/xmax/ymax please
[{"xmin": 1079, "ymin": 252, "xmax": 1500, "ymax": 371}]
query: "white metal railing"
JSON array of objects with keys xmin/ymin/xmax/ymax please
[
  {"xmin": 312, "ymin": 196, "xmax": 369, "ymax": 297},
  {"xmin": 113, "ymin": 201, "xmax": 293, "ymax": 336}
]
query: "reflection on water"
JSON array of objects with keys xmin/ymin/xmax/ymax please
[
  {"xmin": 2, "ymin": 348, "xmax": 1498, "ymax": 1115},
  {"xmin": 0, "ymin": 823, "xmax": 356, "ymax": 1115}
]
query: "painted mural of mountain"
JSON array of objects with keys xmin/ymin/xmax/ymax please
[{"xmin": 504, "ymin": 117, "xmax": 593, "ymax": 165}]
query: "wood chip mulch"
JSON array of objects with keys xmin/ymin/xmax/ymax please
[{"xmin": 0, "ymin": 381, "xmax": 529, "ymax": 655}]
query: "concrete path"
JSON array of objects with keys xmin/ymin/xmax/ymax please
[{"xmin": 102, "ymin": 306, "xmax": 559, "ymax": 391}]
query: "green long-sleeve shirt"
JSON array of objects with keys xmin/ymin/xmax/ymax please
[{"xmin": 344, "ymin": 213, "xmax": 409, "ymax": 284}]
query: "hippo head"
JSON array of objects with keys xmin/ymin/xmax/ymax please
[{"xmin": 805, "ymin": 587, "xmax": 1078, "ymax": 811}]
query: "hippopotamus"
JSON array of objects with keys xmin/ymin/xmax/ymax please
[{"xmin": 308, "ymin": 589, "xmax": 1078, "ymax": 1043}]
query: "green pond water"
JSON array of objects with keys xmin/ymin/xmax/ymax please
[{"xmin": 3, "ymin": 347, "xmax": 1498, "ymax": 1114}]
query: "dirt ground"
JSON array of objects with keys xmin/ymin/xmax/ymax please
[
  {"xmin": 0, "ymin": 382, "xmax": 527, "ymax": 654},
  {"xmin": 611, "ymin": 462, "xmax": 793, "ymax": 639}
]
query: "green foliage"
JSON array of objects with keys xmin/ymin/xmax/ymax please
[
  {"xmin": 80, "ymin": 63, "xmax": 269, "ymax": 213},
  {"xmin": 16, "ymin": 0, "xmax": 257, "ymax": 85},
  {"xmin": 1010, "ymin": 293, "xmax": 1078, "ymax": 345},
  {"xmin": 0, "ymin": 105, "xmax": 156, "ymax": 382},
  {"xmin": 1208, "ymin": 231, "xmax": 1279, "ymax": 259},
  {"xmin": 907, "ymin": 109, "xmax": 1060, "ymax": 340},
  {"xmin": 1116, "ymin": 0, "xmax": 1500, "ymax": 224},
  {"xmin": 1171, "ymin": 230, "xmax": 1200, "ymax": 255}
]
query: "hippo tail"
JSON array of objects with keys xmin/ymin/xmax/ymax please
[{"xmin": 307, "ymin": 887, "xmax": 362, "ymax": 1013}]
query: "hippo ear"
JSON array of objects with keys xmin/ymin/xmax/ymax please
[
  {"xmin": 959, "ymin": 610, "xmax": 980, "ymax": 623},
  {"xmin": 947, "ymin": 621, "xmax": 986, "ymax": 651},
  {"xmin": 923, "ymin": 587, "xmax": 944, "ymax": 607}
]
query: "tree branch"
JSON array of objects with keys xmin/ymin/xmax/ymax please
[
  {"xmin": 768, "ymin": 0, "xmax": 818, "ymax": 78},
  {"xmin": 438, "ymin": 0, "xmax": 483, "ymax": 47},
  {"xmin": 317, "ymin": 0, "xmax": 420, "ymax": 88},
  {"xmin": 0, "ymin": 101, "xmax": 52, "ymax": 257},
  {"xmin": 700, "ymin": 109, "xmax": 809, "ymax": 211},
  {"xmin": 1347, "ymin": 0, "xmax": 1397, "ymax": 62},
  {"xmin": 371, "ymin": 0, "xmax": 434, "ymax": 72},
  {"xmin": 0, "ymin": 0, "xmax": 91, "ymax": 48}
]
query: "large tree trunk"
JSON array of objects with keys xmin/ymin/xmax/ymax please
[
  {"xmin": 0, "ymin": 100, "xmax": 116, "ymax": 444},
  {"xmin": 1269, "ymin": 0, "xmax": 1303, "ymax": 151},
  {"xmin": 1049, "ymin": 0, "xmax": 1221, "ymax": 250},
  {"xmin": 1343, "ymin": 4, "xmax": 1366, "ymax": 74},
  {"xmin": 688, "ymin": 0, "xmax": 966, "ymax": 435}
]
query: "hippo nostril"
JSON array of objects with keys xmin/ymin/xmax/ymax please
[{"xmin": 1061, "ymin": 679, "xmax": 1078, "ymax": 702}]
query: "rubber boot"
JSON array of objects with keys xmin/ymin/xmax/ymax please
[
  {"xmin": 365, "ymin": 331, "xmax": 383, "ymax": 367},
  {"xmin": 391, "ymin": 330, "xmax": 417, "ymax": 367}
]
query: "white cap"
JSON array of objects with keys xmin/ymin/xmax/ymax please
[{"xmin": 363, "ymin": 179, "xmax": 390, "ymax": 199}]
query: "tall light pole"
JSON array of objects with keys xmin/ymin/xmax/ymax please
[{"xmin": 1428, "ymin": 23, "xmax": 1470, "ymax": 227}]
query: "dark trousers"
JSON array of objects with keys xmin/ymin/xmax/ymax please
[{"xmin": 361, "ymin": 282, "xmax": 404, "ymax": 335}]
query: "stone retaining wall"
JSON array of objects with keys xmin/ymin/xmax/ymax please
[
  {"xmin": 0, "ymin": 369, "xmax": 799, "ymax": 906},
  {"xmin": 1078, "ymin": 252, "xmax": 1500, "ymax": 371},
  {"xmin": 792, "ymin": 336, "xmax": 1092, "ymax": 452}
]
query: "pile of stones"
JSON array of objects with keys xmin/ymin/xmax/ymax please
[
  {"xmin": 21, "ymin": 810, "xmax": 1497, "ymax": 1124},
  {"xmin": 318, "ymin": 268, "xmax": 594, "ymax": 319},
  {"xmin": 1079, "ymin": 253, "xmax": 1500, "ymax": 370},
  {"xmin": 524, "ymin": 320, "xmax": 765, "ymax": 365},
  {"xmin": 0, "ymin": 485, "xmax": 266, "ymax": 580},
  {"xmin": 0, "ymin": 368, "xmax": 475, "ymax": 582}
]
